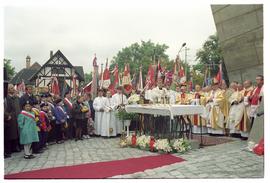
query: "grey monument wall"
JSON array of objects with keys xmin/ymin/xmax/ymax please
[{"xmin": 211, "ymin": 5, "xmax": 263, "ymax": 83}]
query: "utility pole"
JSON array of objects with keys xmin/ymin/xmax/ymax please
[{"xmin": 184, "ymin": 47, "xmax": 189, "ymax": 79}]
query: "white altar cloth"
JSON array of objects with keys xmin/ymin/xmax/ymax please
[{"xmin": 125, "ymin": 104, "xmax": 204, "ymax": 120}]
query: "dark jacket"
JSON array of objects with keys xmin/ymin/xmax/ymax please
[
  {"xmin": 20, "ymin": 93, "xmax": 38, "ymax": 109},
  {"xmin": 72, "ymin": 101, "xmax": 85, "ymax": 120},
  {"xmin": 5, "ymin": 95, "xmax": 20, "ymax": 140},
  {"xmin": 88, "ymin": 100, "xmax": 95, "ymax": 121},
  {"xmin": 53, "ymin": 106, "xmax": 67, "ymax": 125}
]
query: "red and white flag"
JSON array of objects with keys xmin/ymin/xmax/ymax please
[
  {"xmin": 122, "ymin": 64, "xmax": 132, "ymax": 94},
  {"xmin": 71, "ymin": 74, "xmax": 77, "ymax": 97},
  {"xmin": 83, "ymin": 81, "xmax": 92, "ymax": 93},
  {"xmin": 108, "ymin": 64, "xmax": 119, "ymax": 95},
  {"xmin": 215, "ymin": 63, "xmax": 223, "ymax": 85},
  {"xmin": 102, "ymin": 59, "xmax": 111, "ymax": 89},
  {"xmin": 51, "ymin": 76, "xmax": 60, "ymax": 96},
  {"xmin": 157, "ymin": 60, "xmax": 163, "ymax": 80},
  {"xmin": 179, "ymin": 65, "xmax": 186, "ymax": 84},
  {"xmin": 145, "ymin": 64, "xmax": 155, "ymax": 89},
  {"xmin": 91, "ymin": 54, "xmax": 98, "ymax": 99},
  {"xmin": 137, "ymin": 65, "xmax": 143, "ymax": 91},
  {"xmin": 99, "ymin": 63, "xmax": 104, "ymax": 89},
  {"xmin": 17, "ymin": 79, "xmax": 26, "ymax": 97}
]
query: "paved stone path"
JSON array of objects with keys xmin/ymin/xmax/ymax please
[{"xmin": 4, "ymin": 137, "xmax": 264, "ymax": 179}]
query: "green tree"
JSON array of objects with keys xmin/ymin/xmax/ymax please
[
  {"xmin": 194, "ymin": 33, "xmax": 229, "ymax": 85},
  {"xmin": 111, "ymin": 40, "xmax": 170, "ymax": 81},
  {"xmin": 84, "ymin": 72, "xmax": 92, "ymax": 84},
  {"xmin": 4, "ymin": 59, "xmax": 16, "ymax": 80}
]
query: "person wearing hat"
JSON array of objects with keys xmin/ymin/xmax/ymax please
[
  {"xmin": 63, "ymin": 92, "xmax": 74, "ymax": 139},
  {"xmin": 46, "ymin": 93, "xmax": 57, "ymax": 144},
  {"xmin": 112, "ymin": 86, "xmax": 128, "ymax": 135},
  {"xmin": 93, "ymin": 89, "xmax": 106, "ymax": 136},
  {"xmin": 53, "ymin": 98, "xmax": 67, "ymax": 144},
  {"xmin": 39, "ymin": 102, "xmax": 51, "ymax": 150},
  {"xmin": 205, "ymin": 78, "xmax": 226, "ymax": 135},
  {"xmin": 31, "ymin": 101, "xmax": 44, "ymax": 154},
  {"xmin": 17, "ymin": 100, "xmax": 39, "ymax": 159}
]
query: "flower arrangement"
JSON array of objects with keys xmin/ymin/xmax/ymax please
[
  {"xmin": 128, "ymin": 94, "xmax": 140, "ymax": 104},
  {"xmin": 154, "ymin": 139, "xmax": 172, "ymax": 153},
  {"xmin": 136, "ymin": 135, "xmax": 150, "ymax": 149},
  {"xmin": 172, "ymin": 138, "xmax": 191, "ymax": 153},
  {"xmin": 126, "ymin": 135, "xmax": 132, "ymax": 146},
  {"xmin": 119, "ymin": 135, "xmax": 191, "ymax": 154}
]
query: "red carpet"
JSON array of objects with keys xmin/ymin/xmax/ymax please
[{"xmin": 5, "ymin": 154, "xmax": 184, "ymax": 179}]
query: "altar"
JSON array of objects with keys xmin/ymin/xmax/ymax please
[{"xmin": 125, "ymin": 104, "xmax": 204, "ymax": 139}]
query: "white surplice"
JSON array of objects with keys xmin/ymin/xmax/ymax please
[
  {"xmin": 101, "ymin": 97, "xmax": 117, "ymax": 137},
  {"xmin": 93, "ymin": 96, "xmax": 106, "ymax": 135},
  {"xmin": 112, "ymin": 93, "xmax": 128, "ymax": 134}
]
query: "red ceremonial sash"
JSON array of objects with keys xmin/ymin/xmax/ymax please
[
  {"xmin": 64, "ymin": 98, "xmax": 73, "ymax": 110},
  {"xmin": 20, "ymin": 110, "xmax": 35, "ymax": 120}
]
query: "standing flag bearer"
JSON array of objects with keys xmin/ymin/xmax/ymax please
[{"xmin": 91, "ymin": 54, "xmax": 99, "ymax": 100}]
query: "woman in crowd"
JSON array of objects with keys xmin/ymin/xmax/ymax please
[
  {"xmin": 53, "ymin": 98, "xmax": 67, "ymax": 144},
  {"xmin": 17, "ymin": 100, "xmax": 39, "ymax": 159}
]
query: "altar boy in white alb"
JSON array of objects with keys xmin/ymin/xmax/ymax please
[
  {"xmin": 102, "ymin": 91, "xmax": 117, "ymax": 137},
  {"xmin": 93, "ymin": 89, "xmax": 106, "ymax": 135},
  {"xmin": 112, "ymin": 86, "xmax": 128, "ymax": 135}
]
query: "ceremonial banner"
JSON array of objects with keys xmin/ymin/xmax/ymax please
[
  {"xmin": 137, "ymin": 65, "xmax": 143, "ymax": 91},
  {"xmin": 51, "ymin": 76, "xmax": 60, "ymax": 96},
  {"xmin": 99, "ymin": 63, "xmax": 104, "ymax": 89},
  {"xmin": 145, "ymin": 64, "xmax": 155, "ymax": 89},
  {"xmin": 102, "ymin": 59, "xmax": 111, "ymax": 89},
  {"xmin": 179, "ymin": 65, "xmax": 186, "ymax": 84},
  {"xmin": 91, "ymin": 55, "xmax": 98, "ymax": 100},
  {"xmin": 122, "ymin": 64, "xmax": 132, "ymax": 94},
  {"xmin": 17, "ymin": 79, "xmax": 26, "ymax": 97},
  {"xmin": 215, "ymin": 63, "xmax": 223, "ymax": 85}
]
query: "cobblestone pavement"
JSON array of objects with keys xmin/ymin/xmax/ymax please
[{"xmin": 4, "ymin": 137, "xmax": 264, "ymax": 179}]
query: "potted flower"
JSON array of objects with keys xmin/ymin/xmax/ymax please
[{"xmin": 116, "ymin": 108, "xmax": 138, "ymax": 136}]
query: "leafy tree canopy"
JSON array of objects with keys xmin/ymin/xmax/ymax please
[{"xmin": 4, "ymin": 59, "xmax": 16, "ymax": 81}]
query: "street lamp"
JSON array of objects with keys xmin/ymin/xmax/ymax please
[{"xmin": 177, "ymin": 42, "xmax": 186, "ymax": 55}]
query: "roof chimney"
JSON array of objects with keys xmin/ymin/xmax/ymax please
[
  {"xmin": 50, "ymin": 50, "xmax": 53, "ymax": 58},
  {"xmin": 26, "ymin": 55, "xmax": 31, "ymax": 69}
]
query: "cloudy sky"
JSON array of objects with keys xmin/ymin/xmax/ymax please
[{"xmin": 4, "ymin": 2, "xmax": 216, "ymax": 73}]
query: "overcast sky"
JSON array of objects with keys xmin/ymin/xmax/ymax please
[{"xmin": 4, "ymin": 3, "xmax": 216, "ymax": 73}]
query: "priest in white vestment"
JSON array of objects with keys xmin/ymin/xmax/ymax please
[
  {"xmin": 150, "ymin": 79, "xmax": 168, "ymax": 103},
  {"xmin": 112, "ymin": 86, "xmax": 128, "ymax": 134},
  {"xmin": 226, "ymin": 81, "xmax": 242, "ymax": 134},
  {"xmin": 93, "ymin": 89, "xmax": 106, "ymax": 135},
  {"xmin": 205, "ymin": 79, "xmax": 226, "ymax": 135},
  {"xmin": 165, "ymin": 83, "xmax": 176, "ymax": 104},
  {"xmin": 101, "ymin": 91, "xmax": 117, "ymax": 137}
]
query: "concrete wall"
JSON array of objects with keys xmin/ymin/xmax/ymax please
[{"xmin": 211, "ymin": 5, "xmax": 263, "ymax": 83}]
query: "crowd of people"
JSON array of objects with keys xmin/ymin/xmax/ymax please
[
  {"xmin": 4, "ymin": 74, "xmax": 263, "ymax": 159},
  {"xmin": 3, "ymin": 84, "xmax": 130, "ymax": 159},
  {"xmin": 140, "ymin": 75, "xmax": 264, "ymax": 139}
]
